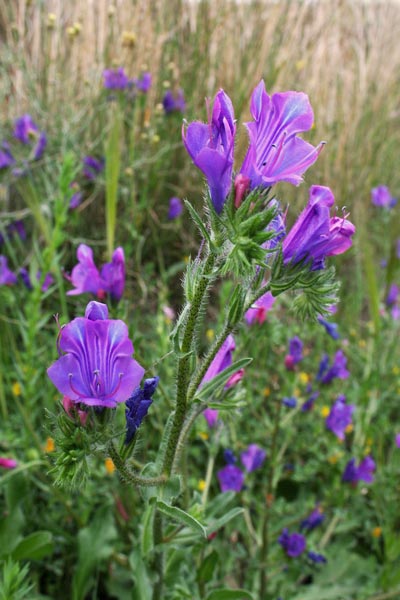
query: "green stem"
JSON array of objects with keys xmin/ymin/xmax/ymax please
[
  {"xmin": 259, "ymin": 398, "xmax": 282, "ymax": 600},
  {"xmin": 151, "ymin": 510, "xmax": 164, "ymax": 600},
  {"xmin": 107, "ymin": 442, "xmax": 167, "ymax": 487},
  {"xmin": 162, "ymin": 252, "xmax": 216, "ymax": 476}
]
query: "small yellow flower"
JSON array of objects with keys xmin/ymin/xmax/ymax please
[
  {"xmin": 152, "ymin": 134, "xmax": 160, "ymax": 144},
  {"xmin": 349, "ymin": 328, "xmax": 357, "ymax": 337},
  {"xmin": 296, "ymin": 59, "xmax": 305, "ymax": 71},
  {"xmin": 163, "ymin": 80, "xmax": 171, "ymax": 89},
  {"xmin": 372, "ymin": 526, "xmax": 382, "ymax": 538},
  {"xmin": 184, "ymin": 255, "xmax": 190, "ymax": 264},
  {"xmin": 124, "ymin": 167, "xmax": 133, "ymax": 177},
  {"xmin": 105, "ymin": 458, "xmax": 116, "ymax": 474},
  {"xmin": 73, "ymin": 22, "xmax": 82, "ymax": 34},
  {"xmin": 345, "ymin": 424, "xmax": 354, "ymax": 434},
  {"xmin": 358, "ymin": 339, "xmax": 367, "ymax": 349},
  {"xmin": 47, "ymin": 12, "xmax": 56, "ymax": 22},
  {"xmin": 66, "ymin": 26, "xmax": 76, "ymax": 37},
  {"xmin": 198, "ymin": 432, "xmax": 209, "ymax": 441},
  {"xmin": 263, "ymin": 387, "xmax": 271, "ymax": 397},
  {"xmin": 298, "ymin": 372, "xmax": 309, "ymax": 385},
  {"xmin": 321, "ymin": 406, "xmax": 330, "ymax": 418},
  {"xmin": 364, "ymin": 446, "xmax": 372, "ymax": 456},
  {"xmin": 206, "ymin": 329, "xmax": 214, "ymax": 342},
  {"xmin": 198, "ymin": 479, "xmax": 206, "ymax": 492},
  {"xmin": 12, "ymin": 382, "xmax": 21, "ymax": 397},
  {"xmin": 392, "ymin": 366, "xmax": 400, "ymax": 376},
  {"xmin": 44, "ymin": 437, "xmax": 55, "ymax": 453}
]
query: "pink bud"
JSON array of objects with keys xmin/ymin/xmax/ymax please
[
  {"xmin": 234, "ymin": 174, "xmax": 251, "ymax": 208},
  {"xmin": 284, "ymin": 355, "xmax": 295, "ymax": 370},
  {"xmin": 226, "ymin": 369, "xmax": 245, "ymax": 388},
  {"xmin": 0, "ymin": 457, "xmax": 18, "ymax": 469}
]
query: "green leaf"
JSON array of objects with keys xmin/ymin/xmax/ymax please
[
  {"xmin": 156, "ymin": 501, "xmax": 207, "ymax": 538},
  {"xmin": 206, "ymin": 507, "xmax": 244, "ymax": 535},
  {"xmin": 206, "ymin": 588, "xmax": 254, "ymax": 600},
  {"xmin": 184, "ymin": 199, "xmax": 213, "ymax": 248},
  {"xmin": 141, "ymin": 503, "xmax": 155, "ymax": 557},
  {"xmin": 197, "ymin": 550, "xmax": 218, "ymax": 584},
  {"xmin": 194, "ymin": 358, "xmax": 252, "ymax": 403},
  {"xmin": 12, "ymin": 531, "xmax": 53, "ymax": 561},
  {"xmin": 130, "ymin": 549, "xmax": 152, "ymax": 600}
]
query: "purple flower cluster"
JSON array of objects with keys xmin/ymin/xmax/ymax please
[
  {"xmin": 300, "ymin": 506, "xmax": 325, "ymax": 531},
  {"xmin": 0, "ymin": 114, "xmax": 47, "ymax": 173},
  {"xmin": 103, "ymin": 67, "xmax": 152, "ymax": 93},
  {"xmin": 371, "ymin": 185, "xmax": 397, "ymax": 209},
  {"xmin": 47, "ymin": 301, "xmax": 144, "ymax": 408},
  {"xmin": 217, "ymin": 443, "xmax": 266, "ymax": 492},
  {"xmin": 342, "ymin": 456, "xmax": 375, "ymax": 484},
  {"xmin": 278, "ymin": 528, "xmax": 306, "ymax": 557},
  {"xmin": 163, "ymin": 89, "xmax": 186, "ymax": 114},
  {"xmin": 66, "ymin": 244, "xmax": 125, "ymax": 302},
  {"xmin": 316, "ymin": 350, "xmax": 349, "ymax": 384},
  {"xmin": 0, "ymin": 255, "xmax": 17, "ymax": 286}
]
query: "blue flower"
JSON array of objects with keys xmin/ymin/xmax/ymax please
[{"xmin": 125, "ymin": 377, "xmax": 159, "ymax": 444}]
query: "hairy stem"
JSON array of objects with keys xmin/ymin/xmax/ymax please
[{"xmin": 108, "ymin": 442, "xmax": 167, "ymax": 487}]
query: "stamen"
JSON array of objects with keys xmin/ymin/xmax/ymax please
[
  {"xmin": 102, "ymin": 373, "xmax": 124, "ymax": 400},
  {"xmin": 267, "ymin": 132, "xmax": 287, "ymax": 171},
  {"xmin": 68, "ymin": 374, "xmax": 86, "ymax": 399}
]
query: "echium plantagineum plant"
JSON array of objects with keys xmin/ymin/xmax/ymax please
[{"xmin": 47, "ymin": 79, "xmax": 355, "ymax": 599}]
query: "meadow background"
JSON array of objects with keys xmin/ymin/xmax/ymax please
[{"xmin": 0, "ymin": 0, "xmax": 400, "ymax": 599}]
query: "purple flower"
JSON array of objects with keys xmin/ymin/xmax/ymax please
[
  {"xmin": 38, "ymin": 271, "xmax": 54, "ymax": 292},
  {"xmin": 133, "ymin": 72, "xmax": 152, "ymax": 93},
  {"xmin": 67, "ymin": 244, "xmax": 125, "ymax": 301},
  {"xmin": 386, "ymin": 284, "xmax": 399, "ymax": 307},
  {"xmin": 14, "ymin": 114, "xmax": 39, "ymax": 144},
  {"xmin": 103, "ymin": 67, "xmax": 129, "ymax": 90},
  {"xmin": 0, "ymin": 220, "xmax": 26, "ymax": 245},
  {"xmin": 283, "ymin": 186, "xmax": 355, "ymax": 270},
  {"xmin": 308, "ymin": 551, "xmax": 327, "ymax": 564},
  {"xmin": 317, "ymin": 350, "xmax": 349, "ymax": 384},
  {"xmin": 223, "ymin": 449, "xmax": 237, "ymax": 465},
  {"xmin": 284, "ymin": 336, "xmax": 303, "ymax": 369},
  {"xmin": 371, "ymin": 185, "xmax": 397, "ymax": 208},
  {"xmin": 325, "ymin": 395, "xmax": 355, "ymax": 440},
  {"xmin": 239, "ymin": 80, "xmax": 323, "ymax": 189},
  {"xmin": 203, "ymin": 408, "xmax": 219, "ymax": 428},
  {"xmin": 0, "ymin": 255, "xmax": 17, "ymax": 285},
  {"xmin": 69, "ymin": 190, "xmax": 83, "ymax": 210},
  {"xmin": 240, "ymin": 444, "xmax": 266, "ymax": 472},
  {"xmin": 183, "ymin": 90, "xmax": 235, "ymax": 214},
  {"xmin": 163, "ymin": 89, "xmax": 186, "ymax": 114},
  {"xmin": 245, "ymin": 290, "xmax": 276, "ymax": 325},
  {"xmin": 300, "ymin": 507, "xmax": 325, "ymax": 531},
  {"xmin": 397, "ymin": 239, "xmax": 400, "ymax": 259},
  {"xmin": 202, "ymin": 334, "xmax": 236, "ymax": 385},
  {"xmin": 0, "ymin": 142, "xmax": 15, "ymax": 169},
  {"xmin": 282, "ymin": 396, "xmax": 297, "ymax": 408},
  {"xmin": 278, "ymin": 528, "xmax": 306, "ymax": 558},
  {"xmin": 317, "ymin": 316, "xmax": 340, "ymax": 339},
  {"xmin": 217, "ymin": 465, "xmax": 244, "ymax": 493},
  {"xmin": 0, "ymin": 457, "xmax": 18, "ymax": 469},
  {"xmin": 396, "ymin": 433, "xmax": 400, "ymax": 448},
  {"xmin": 47, "ymin": 301, "xmax": 145, "ymax": 408},
  {"xmin": 33, "ymin": 132, "xmax": 47, "ymax": 160},
  {"xmin": 83, "ymin": 156, "xmax": 105, "ymax": 180},
  {"xmin": 301, "ymin": 390, "xmax": 319, "ymax": 412},
  {"xmin": 125, "ymin": 377, "xmax": 159, "ymax": 444},
  {"xmin": 100, "ymin": 247, "xmax": 125, "ymax": 302},
  {"xmin": 168, "ymin": 197, "xmax": 183, "ymax": 220},
  {"xmin": 342, "ymin": 456, "xmax": 375, "ymax": 484}
]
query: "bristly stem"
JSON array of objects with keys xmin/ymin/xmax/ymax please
[
  {"xmin": 162, "ymin": 252, "xmax": 216, "ymax": 476},
  {"xmin": 107, "ymin": 442, "xmax": 167, "ymax": 487}
]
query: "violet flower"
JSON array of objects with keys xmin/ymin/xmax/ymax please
[
  {"xmin": 317, "ymin": 316, "xmax": 340, "ymax": 339},
  {"xmin": 217, "ymin": 464, "xmax": 244, "ymax": 493},
  {"xmin": 182, "ymin": 89, "xmax": 235, "ymax": 214},
  {"xmin": 83, "ymin": 156, "xmax": 105, "ymax": 180},
  {"xmin": 301, "ymin": 390, "xmax": 319, "ymax": 411},
  {"xmin": 223, "ymin": 449, "xmax": 237, "ymax": 465},
  {"xmin": 317, "ymin": 350, "xmax": 349, "ymax": 384},
  {"xmin": 282, "ymin": 396, "xmax": 297, "ymax": 408},
  {"xmin": 163, "ymin": 89, "xmax": 186, "ymax": 114},
  {"xmin": 325, "ymin": 395, "xmax": 355, "ymax": 440},
  {"xmin": 14, "ymin": 114, "xmax": 39, "ymax": 144},
  {"xmin": 284, "ymin": 335, "xmax": 303, "ymax": 370},
  {"xmin": 300, "ymin": 507, "xmax": 325, "ymax": 532},
  {"xmin": 0, "ymin": 255, "xmax": 17, "ymax": 285},
  {"xmin": 0, "ymin": 220, "xmax": 26, "ymax": 245},
  {"xmin": 278, "ymin": 528, "xmax": 306, "ymax": 557},
  {"xmin": 240, "ymin": 80, "xmax": 323, "ymax": 189},
  {"xmin": 371, "ymin": 185, "xmax": 397, "ymax": 208},
  {"xmin": 133, "ymin": 72, "xmax": 152, "ymax": 93},
  {"xmin": 240, "ymin": 444, "xmax": 266, "ymax": 472},
  {"xmin": 245, "ymin": 290, "xmax": 276, "ymax": 325},
  {"xmin": 47, "ymin": 301, "xmax": 145, "ymax": 408},
  {"xmin": 308, "ymin": 551, "xmax": 327, "ymax": 564},
  {"xmin": 283, "ymin": 186, "xmax": 355, "ymax": 270},
  {"xmin": 33, "ymin": 132, "xmax": 47, "ymax": 160},
  {"xmin": 168, "ymin": 197, "xmax": 183, "ymax": 220},
  {"xmin": 103, "ymin": 67, "xmax": 129, "ymax": 90},
  {"xmin": 386, "ymin": 284, "xmax": 399, "ymax": 307},
  {"xmin": 203, "ymin": 408, "xmax": 219, "ymax": 428},
  {"xmin": 342, "ymin": 456, "xmax": 375, "ymax": 484},
  {"xmin": 395, "ymin": 433, "xmax": 400, "ymax": 448},
  {"xmin": 100, "ymin": 247, "xmax": 125, "ymax": 302},
  {"xmin": 125, "ymin": 377, "xmax": 159, "ymax": 444},
  {"xmin": 0, "ymin": 142, "xmax": 15, "ymax": 169}
]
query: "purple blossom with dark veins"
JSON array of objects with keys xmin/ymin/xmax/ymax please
[
  {"xmin": 317, "ymin": 350, "xmax": 349, "ymax": 384},
  {"xmin": 0, "ymin": 142, "xmax": 16, "ymax": 169},
  {"xmin": 163, "ymin": 89, "xmax": 186, "ymax": 114},
  {"xmin": 82, "ymin": 156, "xmax": 105, "ymax": 180},
  {"xmin": 317, "ymin": 316, "xmax": 340, "ymax": 339},
  {"xmin": 168, "ymin": 197, "xmax": 183, "ymax": 220},
  {"xmin": 371, "ymin": 185, "xmax": 397, "ymax": 208},
  {"xmin": 183, "ymin": 89, "xmax": 235, "ymax": 214},
  {"xmin": 47, "ymin": 301, "xmax": 145, "ymax": 408},
  {"xmin": 125, "ymin": 377, "xmax": 159, "ymax": 444},
  {"xmin": 300, "ymin": 507, "xmax": 325, "ymax": 531},
  {"xmin": 14, "ymin": 115, "xmax": 39, "ymax": 144},
  {"xmin": 217, "ymin": 465, "xmax": 244, "ymax": 493},
  {"xmin": 283, "ymin": 186, "xmax": 355, "ymax": 270},
  {"xmin": 103, "ymin": 67, "xmax": 129, "ymax": 90},
  {"xmin": 0, "ymin": 255, "xmax": 17, "ymax": 285},
  {"xmin": 240, "ymin": 444, "xmax": 266, "ymax": 472},
  {"xmin": 278, "ymin": 528, "xmax": 306, "ymax": 557},
  {"xmin": 325, "ymin": 395, "xmax": 355, "ymax": 440},
  {"xmin": 240, "ymin": 80, "xmax": 323, "ymax": 189}
]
